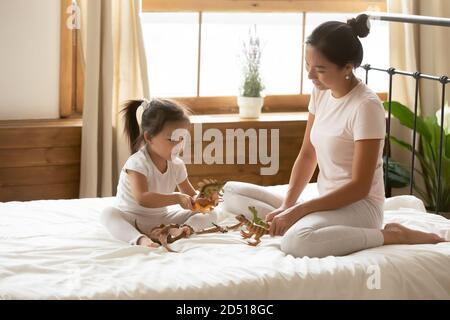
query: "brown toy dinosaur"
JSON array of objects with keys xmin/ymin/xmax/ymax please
[
  {"xmin": 134, "ymin": 220, "xmax": 228, "ymax": 252},
  {"xmin": 134, "ymin": 206, "xmax": 269, "ymax": 251},
  {"xmin": 192, "ymin": 179, "xmax": 225, "ymax": 214},
  {"xmin": 225, "ymin": 206, "xmax": 270, "ymax": 246}
]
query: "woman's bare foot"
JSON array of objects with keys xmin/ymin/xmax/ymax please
[
  {"xmin": 382, "ymin": 223, "xmax": 446, "ymax": 245},
  {"xmin": 137, "ymin": 235, "xmax": 160, "ymax": 248}
]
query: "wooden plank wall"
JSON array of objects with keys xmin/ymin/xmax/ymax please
[
  {"xmin": 185, "ymin": 114, "xmax": 316, "ymax": 188},
  {"xmin": 0, "ymin": 115, "xmax": 312, "ymax": 201},
  {"xmin": 0, "ymin": 119, "xmax": 82, "ymax": 201}
]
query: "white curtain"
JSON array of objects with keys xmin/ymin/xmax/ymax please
[
  {"xmin": 389, "ymin": 0, "xmax": 450, "ymax": 115},
  {"xmin": 79, "ymin": 0, "xmax": 150, "ymax": 198}
]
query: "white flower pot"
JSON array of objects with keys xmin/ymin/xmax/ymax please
[{"xmin": 237, "ymin": 96, "xmax": 264, "ymax": 119}]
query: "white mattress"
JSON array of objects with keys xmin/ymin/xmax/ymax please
[{"xmin": 1, "ymin": 183, "xmax": 450, "ymax": 300}]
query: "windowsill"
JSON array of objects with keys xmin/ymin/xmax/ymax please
[
  {"xmin": 0, "ymin": 117, "xmax": 83, "ymax": 128},
  {"xmin": 0, "ymin": 109, "xmax": 389, "ymax": 129},
  {"xmin": 0, "ymin": 112, "xmax": 309, "ymax": 128},
  {"xmin": 190, "ymin": 111, "xmax": 309, "ymax": 124}
]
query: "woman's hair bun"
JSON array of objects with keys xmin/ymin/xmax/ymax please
[{"xmin": 347, "ymin": 14, "xmax": 370, "ymax": 38}]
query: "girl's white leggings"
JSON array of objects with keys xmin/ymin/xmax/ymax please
[
  {"xmin": 222, "ymin": 181, "xmax": 385, "ymax": 258},
  {"xmin": 101, "ymin": 206, "xmax": 218, "ymax": 245}
]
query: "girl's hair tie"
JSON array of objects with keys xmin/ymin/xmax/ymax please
[{"xmin": 140, "ymin": 98, "xmax": 151, "ymax": 111}]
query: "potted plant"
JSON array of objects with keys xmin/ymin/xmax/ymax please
[
  {"xmin": 237, "ymin": 26, "xmax": 265, "ymax": 119},
  {"xmin": 383, "ymin": 100, "xmax": 450, "ymax": 217}
]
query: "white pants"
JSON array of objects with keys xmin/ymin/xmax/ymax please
[
  {"xmin": 101, "ymin": 206, "xmax": 218, "ymax": 245},
  {"xmin": 222, "ymin": 181, "xmax": 384, "ymax": 258}
]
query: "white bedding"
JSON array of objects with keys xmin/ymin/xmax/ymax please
[{"xmin": 1, "ymin": 183, "xmax": 450, "ymax": 300}]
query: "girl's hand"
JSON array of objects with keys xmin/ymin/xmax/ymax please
[
  {"xmin": 176, "ymin": 193, "xmax": 194, "ymax": 210},
  {"xmin": 265, "ymin": 205, "xmax": 289, "ymax": 223},
  {"xmin": 269, "ymin": 206, "xmax": 302, "ymax": 237}
]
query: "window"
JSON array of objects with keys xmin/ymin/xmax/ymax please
[
  {"xmin": 59, "ymin": 1, "xmax": 388, "ymax": 117},
  {"xmin": 142, "ymin": 12, "xmax": 303, "ymax": 97},
  {"xmin": 59, "ymin": 0, "xmax": 84, "ymax": 118},
  {"xmin": 139, "ymin": 1, "xmax": 389, "ymax": 114},
  {"xmin": 142, "ymin": 13, "xmax": 199, "ymax": 97},
  {"xmin": 201, "ymin": 13, "xmax": 303, "ymax": 96}
]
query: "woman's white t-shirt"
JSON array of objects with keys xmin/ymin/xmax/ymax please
[
  {"xmin": 308, "ymin": 80, "xmax": 386, "ymax": 206},
  {"xmin": 115, "ymin": 146, "xmax": 188, "ymax": 216}
]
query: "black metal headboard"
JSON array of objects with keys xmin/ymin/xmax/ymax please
[{"xmin": 361, "ymin": 12, "xmax": 450, "ymax": 214}]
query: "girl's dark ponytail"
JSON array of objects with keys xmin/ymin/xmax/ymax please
[
  {"xmin": 120, "ymin": 98, "xmax": 191, "ymax": 155},
  {"xmin": 120, "ymin": 100, "xmax": 145, "ymax": 154}
]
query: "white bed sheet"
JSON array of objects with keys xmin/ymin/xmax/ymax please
[{"xmin": 1, "ymin": 183, "xmax": 450, "ymax": 300}]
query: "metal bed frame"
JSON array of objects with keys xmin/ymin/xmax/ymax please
[{"xmin": 360, "ymin": 12, "xmax": 450, "ymax": 214}]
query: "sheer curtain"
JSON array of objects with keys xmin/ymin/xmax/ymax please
[
  {"xmin": 389, "ymin": 0, "xmax": 450, "ymax": 115},
  {"xmin": 79, "ymin": 0, "xmax": 150, "ymax": 198}
]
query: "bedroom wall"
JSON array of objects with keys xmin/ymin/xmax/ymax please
[{"xmin": 0, "ymin": 0, "xmax": 60, "ymax": 120}]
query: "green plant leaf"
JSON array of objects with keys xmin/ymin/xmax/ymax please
[
  {"xmin": 389, "ymin": 135, "xmax": 437, "ymax": 205},
  {"xmin": 383, "ymin": 156, "xmax": 410, "ymax": 188},
  {"xmin": 383, "ymin": 101, "xmax": 432, "ymax": 142},
  {"xmin": 385, "ymin": 101, "xmax": 450, "ymax": 213},
  {"xmin": 446, "ymin": 133, "xmax": 450, "ymax": 159}
]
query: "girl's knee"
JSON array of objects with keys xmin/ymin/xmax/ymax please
[
  {"xmin": 185, "ymin": 212, "xmax": 218, "ymax": 232},
  {"xmin": 100, "ymin": 207, "xmax": 123, "ymax": 226}
]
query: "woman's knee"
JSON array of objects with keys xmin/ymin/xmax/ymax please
[
  {"xmin": 280, "ymin": 229, "xmax": 324, "ymax": 258},
  {"xmin": 223, "ymin": 181, "xmax": 283, "ymax": 208},
  {"xmin": 223, "ymin": 182, "xmax": 280, "ymax": 220}
]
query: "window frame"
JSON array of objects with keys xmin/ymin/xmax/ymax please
[
  {"xmin": 141, "ymin": 0, "xmax": 387, "ymax": 13},
  {"xmin": 59, "ymin": 0, "xmax": 84, "ymax": 118},
  {"xmin": 141, "ymin": 0, "xmax": 387, "ymax": 114},
  {"xmin": 58, "ymin": 1, "xmax": 387, "ymax": 117}
]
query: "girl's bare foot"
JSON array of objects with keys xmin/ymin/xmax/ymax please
[
  {"xmin": 168, "ymin": 225, "xmax": 193, "ymax": 238},
  {"xmin": 137, "ymin": 236, "xmax": 160, "ymax": 248},
  {"xmin": 182, "ymin": 225, "xmax": 194, "ymax": 236},
  {"xmin": 383, "ymin": 223, "xmax": 446, "ymax": 245}
]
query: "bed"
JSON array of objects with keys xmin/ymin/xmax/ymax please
[{"xmin": 1, "ymin": 183, "xmax": 449, "ymax": 300}]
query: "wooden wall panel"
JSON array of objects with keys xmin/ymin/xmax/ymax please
[
  {"xmin": 0, "ymin": 119, "xmax": 82, "ymax": 202},
  {"xmin": 185, "ymin": 113, "xmax": 313, "ymax": 188},
  {"xmin": 0, "ymin": 114, "xmax": 311, "ymax": 201},
  {"xmin": 0, "ymin": 147, "xmax": 80, "ymax": 168},
  {"xmin": 0, "ymin": 183, "xmax": 80, "ymax": 202}
]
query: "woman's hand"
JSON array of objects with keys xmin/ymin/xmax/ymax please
[
  {"xmin": 265, "ymin": 205, "xmax": 289, "ymax": 223},
  {"xmin": 176, "ymin": 193, "xmax": 194, "ymax": 210},
  {"xmin": 269, "ymin": 206, "xmax": 303, "ymax": 237}
]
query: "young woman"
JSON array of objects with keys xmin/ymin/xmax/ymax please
[{"xmin": 222, "ymin": 14, "xmax": 446, "ymax": 258}]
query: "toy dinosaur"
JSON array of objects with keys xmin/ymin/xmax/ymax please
[
  {"xmin": 134, "ymin": 205, "xmax": 270, "ymax": 250},
  {"xmin": 226, "ymin": 206, "xmax": 270, "ymax": 246},
  {"xmin": 134, "ymin": 220, "xmax": 228, "ymax": 252},
  {"xmin": 192, "ymin": 179, "xmax": 225, "ymax": 214},
  {"xmin": 248, "ymin": 206, "xmax": 270, "ymax": 228}
]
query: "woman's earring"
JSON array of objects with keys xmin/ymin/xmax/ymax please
[{"xmin": 345, "ymin": 75, "xmax": 350, "ymax": 80}]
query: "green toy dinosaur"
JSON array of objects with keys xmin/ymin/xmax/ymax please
[{"xmin": 248, "ymin": 206, "xmax": 269, "ymax": 228}]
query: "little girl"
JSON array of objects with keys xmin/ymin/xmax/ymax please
[{"xmin": 101, "ymin": 98, "xmax": 217, "ymax": 248}]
